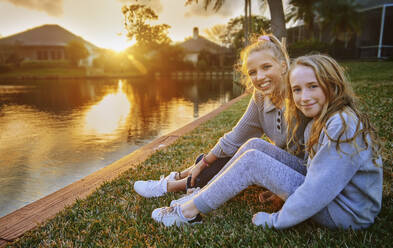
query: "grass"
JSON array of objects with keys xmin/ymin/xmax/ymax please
[{"xmin": 7, "ymin": 61, "xmax": 393, "ymax": 247}]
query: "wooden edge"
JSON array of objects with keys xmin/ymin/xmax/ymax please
[{"xmin": 0, "ymin": 93, "xmax": 249, "ymax": 246}]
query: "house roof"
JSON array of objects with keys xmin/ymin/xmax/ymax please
[
  {"xmin": 0, "ymin": 24, "xmax": 99, "ymax": 49},
  {"xmin": 179, "ymin": 36, "xmax": 230, "ymax": 54}
]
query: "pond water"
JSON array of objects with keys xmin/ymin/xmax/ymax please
[{"xmin": 0, "ymin": 77, "xmax": 243, "ymax": 217}]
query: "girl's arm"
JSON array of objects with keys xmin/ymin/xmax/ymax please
[
  {"xmin": 210, "ymin": 94, "xmax": 264, "ymax": 158},
  {"xmin": 186, "ymin": 94, "xmax": 263, "ymax": 185},
  {"xmin": 188, "ymin": 95, "xmax": 263, "ymax": 185},
  {"xmin": 254, "ymin": 114, "xmax": 361, "ymax": 229}
]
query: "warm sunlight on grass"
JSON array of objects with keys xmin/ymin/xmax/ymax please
[{"xmin": 8, "ymin": 62, "xmax": 392, "ymax": 247}]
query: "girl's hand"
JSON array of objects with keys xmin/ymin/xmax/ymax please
[
  {"xmin": 252, "ymin": 212, "xmax": 273, "ymax": 228},
  {"xmin": 189, "ymin": 160, "xmax": 207, "ymax": 187}
]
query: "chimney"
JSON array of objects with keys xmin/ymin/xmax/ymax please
[{"xmin": 193, "ymin": 27, "xmax": 199, "ymax": 40}]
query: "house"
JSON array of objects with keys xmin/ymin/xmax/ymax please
[
  {"xmin": 0, "ymin": 24, "xmax": 100, "ymax": 66},
  {"xmin": 179, "ymin": 27, "xmax": 233, "ymax": 68},
  {"xmin": 286, "ymin": 0, "xmax": 393, "ymax": 59},
  {"xmin": 357, "ymin": 0, "xmax": 393, "ymax": 58}
]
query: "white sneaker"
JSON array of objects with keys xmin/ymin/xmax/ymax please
[
  {"xmin": 170, "ymin": 187, "xmax": 201, "ymax": 207},
  {"xmin": 134, "ymin": 172, "xmax": 177, "ymax": 198},
  {"xmin": 151, "ymin": 205, "xmax": 203, "ymax": 227}
]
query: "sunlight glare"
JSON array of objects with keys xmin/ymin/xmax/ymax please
[
  {"xmin": 108, "ymin": 37, "xmax": 135, "ymax": 52},
  {"xmin": 84, "ymin": 80, "xmax": 131, "ymax": 136},
  {"xmin": 127, "ymin": 54, "xmax": 148, "ymax": 75}
]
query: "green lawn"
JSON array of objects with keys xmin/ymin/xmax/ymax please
[{"xmin": 8, "ymin": 61, "xmax": 393, "ymax": 247}]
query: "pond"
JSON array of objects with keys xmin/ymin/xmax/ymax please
[{"xmin": 0, "ymin": 77, "xmax": 243, "ymax": 217}]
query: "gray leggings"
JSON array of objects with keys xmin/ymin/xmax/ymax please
[{"xmin": 193, "ymin": 138, "xmax": 335, "ymax": 228}]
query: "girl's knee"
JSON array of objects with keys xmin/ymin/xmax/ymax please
[
  {"xmin": 242, "ymin": 138, "xmax": 269, "ymax": 150},
  {"xmin": 237, "ymin": 149, "xmax": 264, "ymax": 169}
]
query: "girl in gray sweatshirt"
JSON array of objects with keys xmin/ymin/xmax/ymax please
[
  {"xmin": 135, "ymin": 34, "xmax": 307, "ymax": 199},
  {"xmin": 152, "ymin": 54, "xmax": 383, "ymax": 230}
]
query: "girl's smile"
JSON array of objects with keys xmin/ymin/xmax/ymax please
[
  {"xmin": 289, "ymin": 65, "xmax": 326, "ymax": 118},
  {"xmin": 246, "ymin": 50, "xmax": 286, "ymax": 96}
]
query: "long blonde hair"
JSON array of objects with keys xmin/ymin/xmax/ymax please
[
  {"xmin": 285, "ymin": 54, "xmax": 381, "ymax": 164},
  {"xmin": 239, "ymin": 34, "xmax": 290, "ymax": 106}
]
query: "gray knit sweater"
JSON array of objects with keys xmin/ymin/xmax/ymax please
[
  {"xmin": 254, "ymin": 108, "xmax": 383, "ymax": 229},
  {"xmin": 210, "ymin": 91, "xmax": 306, "ymax": 158}
]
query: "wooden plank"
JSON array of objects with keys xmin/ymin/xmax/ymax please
[{"xmin": 0, "ymin": 93, "xmax": 248, "ymax": 246}]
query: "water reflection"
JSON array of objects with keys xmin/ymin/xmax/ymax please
[
  {"xmin": 84, "ymin": 80, "xmax": 131, "ymax": 136},
  {"xmin": 0, "ymin": 77, "xmax": 243, "ymax": 217}
]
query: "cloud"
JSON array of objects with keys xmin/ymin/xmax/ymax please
[
  {"xmin": 117, "ymin": 0, "xmax": 163, "ymax": 14},
  {"xmin": 184, "ymin": 0, "xmax": 243, "ymax": 18},
  {"xmin": 1, "ymin": 0, "xmax": 64, "ymax": 16}
]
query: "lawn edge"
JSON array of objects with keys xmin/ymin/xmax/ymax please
[{"xmin": 0, "ymin": 93, "xmax": 249, "ymax": 246}]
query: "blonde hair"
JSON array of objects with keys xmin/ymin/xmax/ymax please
[
  {"xmin": 285, "ymin": 54, "xmax": 381, "ymax": 164},
  {"xmin": 239, "ymin": 34, "xmax": 290, "ymax": 106}
]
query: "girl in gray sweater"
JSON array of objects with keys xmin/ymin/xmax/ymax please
[
  {"xmin": 152, "ymin": 54, "xmax": 383, "ymax": 230},
  {"xmin": 134, "ymin": 34, "xmax": 307, "ymax": 201}
]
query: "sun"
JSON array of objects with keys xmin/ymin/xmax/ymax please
[{"xmin": 107, "ymin": 37, "xmax": 136, "ymax": 52}]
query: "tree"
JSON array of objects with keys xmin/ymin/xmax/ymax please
[
  {"xmin": 197, "ymin": 49, "xmax": 219, "ymax": 70},
  {"xmin": 66, "ymin": 40, "xmax": 89, "ymax": 66},
  {"xmin": 185, "ymin": 0, "xmax": 224, "ymax": 12},
  {"xmin": 122, "ymin": 4, "xmax": 171, "ymax": 47},
  {"xmin": 244, "ymin": 0, "xmax": 251, "ymax": 45},
  {"xmin": 222, "ymin": 15, "xmax": 271, "ymax": 52},
  {"xmin": 203, "ymin": 24, "xmax": 227, "ymax": 46},
  {"xmin": 186, "ymin": 0, "xmax": 253, "ymax": 44},
  {"xmin": 0, "ymin": 43, "xmax": 24, "ymax": 66},
  {"xmin": 149, "ymin": 44, "xmax": 194, "ymax": 72},
  {"xmin": 186, "ymin": 0, "xmax": 287, "ymax": 43},
  {"xmin": 317, "ymin": 0, "xmax": 362, "ymax": 48},
  {"xmin": 5, "ymin": 52, "xmax": 23, "ymax": 67},
  {"xmin": 287, "ymin": 0, "xmax": 318, "ymax": 39},
  {"xmin": 265, "ymin": 0, "xmax": 286, "ymax": 40}
]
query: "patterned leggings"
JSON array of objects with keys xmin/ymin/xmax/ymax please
[{"xmin": 192, "ymin": 138, "xmax": 335, "ymax": 228}]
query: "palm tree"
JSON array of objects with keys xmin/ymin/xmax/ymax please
[
  {"xmin": 185, "ymin": 0, "xmax": 287, "ymax": 44},
  {"xmin": 244, "ymin": 0, "xmax": 251, "ymax": 46},
  {"xmin": 265, "ymin": 0, "xmax": 286, "ymax": 40},
  {"xmin": 317, "ymin": 0, "xmax": 362, "ymax": 48},
  {"xmin": 221, "ymin": 15, "xmax": 271, "ymax": 51},
  {"xmin": 287, "ymin": 0, "xmax": 318, "ymax": 40},
  {"xmin": 203, "ymin": 24, "xmax": 227, "ymax": 45}
]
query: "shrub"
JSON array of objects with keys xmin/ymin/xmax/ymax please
[
  {"xmin": 0, "ymin": 64, "xmax": 12, "ymax": 73},
  {"xmin": 20, "ymin": 60, "xmax": 72, "ymax": 68},
  {"xmin": 288, "ymin": 40, "xmax": 330, "ymax": 58}
]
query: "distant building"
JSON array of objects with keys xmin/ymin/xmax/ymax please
[
  {"xmin": 0, "ymin": 24, "xmax": 100, "ymax": 66},
  {"xmin": 357, "ymin": 0, "xmax": 393, "ymax": 58},
  {"xmin": 287, "ymin": 0, "xmax": 393, "ymax": 59},
  {"xmin": 179, "ymin": 27, "xmax": 233, "ymax": 68}
]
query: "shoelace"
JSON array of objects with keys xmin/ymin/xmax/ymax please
[
  {"xmin": 146, "ymin": 175, "xmax": 163, "ymax": 183},
  {"xmin": 146, "ymin": 176, "xmax": 165, "ymax": 187},
  {"xmin": 157, "ymin": 207, "xmax": 175, "ymax": 219}
]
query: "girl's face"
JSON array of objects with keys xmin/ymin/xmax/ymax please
[
  {"xmin": 246, "ymin": 49, "xmax": 286, "ymax": 97},
  {"xmin": 289, "ymin": 65, "xmax": 327, "ymax": 118}
]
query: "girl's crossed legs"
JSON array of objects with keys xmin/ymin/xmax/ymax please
[
  {"xmin": 192, "ymin": 138, "xmax": 306, "ymax": 213},
  {"xmin": 153, "ymin": 138, "xmax": 335, "ymax": 228}
]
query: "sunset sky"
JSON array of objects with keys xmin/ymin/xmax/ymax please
[{"xmin": 0, "ymin": 0, "xmax": 268, "ymax": 51}]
